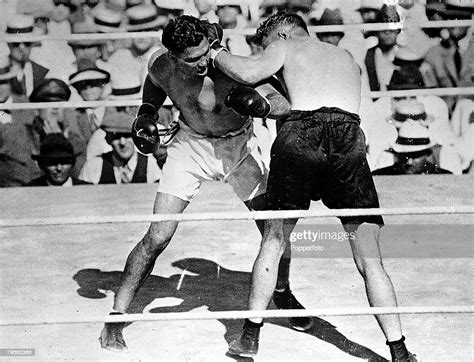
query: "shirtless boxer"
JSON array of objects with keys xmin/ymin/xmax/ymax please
[
  {"xmin": 213, "ymin": 13, "xmax": 416, "ymax": 361},
  {"xmin": 99, "ymin": 15, "xmax": 313, "ymax": 351}
]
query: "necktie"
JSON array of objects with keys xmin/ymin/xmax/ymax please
[
  {"xmin": 119, "ymin": 165, "xmax": 132, "ymax": 184},
  {"xmin": 454, "ymin": 44, "xmax": 462, "ymax": 76}
]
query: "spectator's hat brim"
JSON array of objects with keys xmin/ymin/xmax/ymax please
[{"xmin": 127, "ymin": 17, "xmax": 165, "ymax": 31}]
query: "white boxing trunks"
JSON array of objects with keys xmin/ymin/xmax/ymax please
[{"xmin": 157, "ymin": 118, "xmax": 268, "ymax": 202}]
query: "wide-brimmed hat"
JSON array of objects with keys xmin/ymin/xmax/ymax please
[
  {"xmin": 69, "ymin": 68, "xmax": 110, "ymax": 91},
  {"xmin": 101, "ymin": 112, "xmax": 134, "ymax": 133},
  {"xmin": 387, "ymin": 99, "xmax": 435, "ymax": 128},
  {"xmin": 93, "ymin": 8, "xmax": 124, "ymax": 33},
  {"xmin": 29, "ymin": 78, "xmax": 71, "ymax": 102},
  {"xmin": 31, "ymin": 133, "xmax": 79, "ymax": 162},
  {"xmin": 68, "ymin": 21, "xmax": 104, "ymax": 48},
  {"xmin": 0, "ymin": 55, "xmax": 18, "ymax": 82},
  {"xmin": 6, "ymin": 14, "xmax": 35, "ymax": 34},
  {"xmin": 126, "ymin": 4, "xmax": 164, "ymax": 31},
  {"xmin": 108, "ymin": 68, "xmax": 142, "ymax": 99},
  {"xmin": 390, "ymin": 121, "xmax": 437, "ymax": 153}
]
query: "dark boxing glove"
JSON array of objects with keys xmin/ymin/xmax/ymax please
[
  {"xmin": 225, "ymin": 86, "xmax": 272, "ymax": 118},
  {"xmin": 132, "ymin": 103, "xmax": 160, "ymax": 154}
]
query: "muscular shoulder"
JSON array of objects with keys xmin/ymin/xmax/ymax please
[{"xmin": 148, "ymin": 46, "xmax": 171, "ymax": 83}]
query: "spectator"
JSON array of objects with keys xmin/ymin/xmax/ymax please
[
  {"xmin": 79, "ymin": 112, "xmax": 162, "ymax": 184},
  {"xmin": 49, "ymin": 0, "xmax": 74, "ymax": 36},
  {"xmin": 372, "ymin": 121, "xmax": 452, "ymax": 175},
  {"xmin": 91, "ymin": 7, "xmax": 128, "ymax": 63},
  {"xmin": 69, "ymin": 67, "xmax": 111, "ymax": 143},
  {"xmin": 366, "ymin": 95, "xmax": 462, "ymax": 174},
  {"xmin": 6, "ymin": 14, "xmax": 50, "ymax": 97},
  {"xmin": 68, "ymin": 21, "xmax": 108, "ymax": 73},
  {"xmin": 424, "ymin": 0, "xmax": 473, "ymax": 112},
  {"xmin": 107, "ymin": 4, "xmax": 163, "ymax": 82},
  {"xmin": 154, "ymin": 0, "xmax": 186, "ymax": 23},
  {"xmin": 363, "ymin": 4, "xmax": 401, "ymax": 92},
  {"xmin": 355, "ymin": 0, "xmax": 382, "ymax": 49},
  {"xmin": 259, "ymin": 0, "xmax": 287, "ymax": 21},
  {"xmin": 29, "ymin": 78, "xmax": 88, "ymax": 177},
  {"xmin": 28, "ymin": 133, "xmax": 91, "ymax": 186},
  {"xmin": 314, "ymin": 8, "xmax": 345, "ymax": 47},
  {"xmin": 216, "ymin": 0, "xmax": 252, "ymax": 56},
  {"xmin": 192, "ymin": 0, "xmax": 219, "ymax": 23},
  {"xmin": 392, "ymin": 46, "xmax": 438, "ymax": 88},
  {"xmin": 85, "ymin": 67, "xmax": 144, "ymax": 160},
  {"xmin": 0, "ymin": 54, "xmax": 37, "ymax": 186}
]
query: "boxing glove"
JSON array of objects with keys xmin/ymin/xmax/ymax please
[
  {"xmin": 202, "ymin": 20, "xmax": 228, "ymax": 67},
  {"xmin": 132, "ymin": 103, "xmax": 160, "ymax": 155},
  {"xmin": 225, "ymin": 86, "xmax": 272, "ymax": 118}
]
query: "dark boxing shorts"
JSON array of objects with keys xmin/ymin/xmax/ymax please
[{"xmin": 266, "ymin": 107, "xmax": 384, "ymax": 227}]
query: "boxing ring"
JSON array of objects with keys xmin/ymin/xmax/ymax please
[
  {"xmin": 1, "ymin": 17, "xmax": 474, "ymax": 361},
  {"xmin": 1, "ymin": 175, "xmax": 473, "ymax": 360}
]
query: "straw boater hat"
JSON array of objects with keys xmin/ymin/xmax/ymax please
[
  {"xmin": 68, "ymin": 21, "xmax": 104, "ymax": 48},
  {"xmin": 390, "ymin": 121, "xmax": 437, "ymax": 153},
  {"xmin": 109, "ymin": 68, "xmax": 142, "ymax": 99},
  {"xmin": 93, "ymin": 7, "xmax": 124, "ymax": 32},
  {"xmin": 0, "ymin": 55, "xmax": 18, "ymax": 82},
  {"xmin": 126, "ymin": 4, "xmax": 164, "ymax": 31},
  {"xmin": 6, "ymin": 14, "xmax": 35, "ymax": 34},
  {"xmin": 68, "ymin": 68, "xmax": 111, "ymax": 91},
  {"xmin": 387, "ymin": 99, "xmax": 435, "ymax": 128}
]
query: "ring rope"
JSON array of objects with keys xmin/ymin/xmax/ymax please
[
  {"xmin": 1, "ymin": 305, "xmax": 472, "ymax": 327},
  {"xmin": 1, "ymin": 206, "xmax": 472, "ymax": 228},
  {"xmin": 0, "ymin": 87, "xmax": 472, "ymax": 111},
  {"xmin": 0, "ymin": 19, "xmax": 472, "ymax": 42}
]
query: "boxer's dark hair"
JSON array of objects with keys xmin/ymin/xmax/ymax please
[
  {"xmin": 162, "ymin": 15, "xmax": 207, "ymax": 55},
  {"xmin": 255, "ymin": 12, "xmax": 309, "ymax": 46}
]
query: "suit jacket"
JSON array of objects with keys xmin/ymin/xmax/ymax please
[
  {"xmin": 10, "ymin": 61, "xmax": 49, "ymax": 96},
  {"xmin": 26, "ymin": 176, "xmax": 91, "ymax": 186},
  {"xmin": 424, "ymin": 39, "xmax": 473, "ymax": 110},
  {"xmin": 0, "ymin": 95, "xmax": 39, "ymax": 186}
]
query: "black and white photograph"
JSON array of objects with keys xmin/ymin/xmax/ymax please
[{"xmin": 0, "ymin": 0, "xmax": 473, "ymax": 360}]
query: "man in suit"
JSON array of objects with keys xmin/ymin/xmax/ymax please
[
  {"xmin": 364, "ymin": 5, "xmax": 401, "ymax": 92},
  {"xmin": 0, "ymin": 54, "xmax": 37, "ymax": 186},
  {"xmin": 79, "ymin": 112, "xmax": 162, "ymax": 184},
  {"xmin": 424, "ymin": 2, "xmax": 473, "ymax": 112},
  {"xmin": 28, "ymin": 133, "xmax": 91, "ymax": 186},
  {"xmin": 6, "ymin": 14, "xmax": 50, "ymax": 97}
]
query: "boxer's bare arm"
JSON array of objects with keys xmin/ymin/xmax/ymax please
[
  {"xmin": 215, "ymin": 41, "xmax": 287, "ymax": 85},
  {"xmin": 143, "ymin": 47, "xmax": 169, "ymax": 110},
  {"xmin": 255, "ymin": 81, "xmax": 290, "ymax": 118}
]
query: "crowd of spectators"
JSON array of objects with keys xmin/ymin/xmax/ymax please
[{"xmin": 0, "ymin": 0, "xmax": 473, "ymax": 187}]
